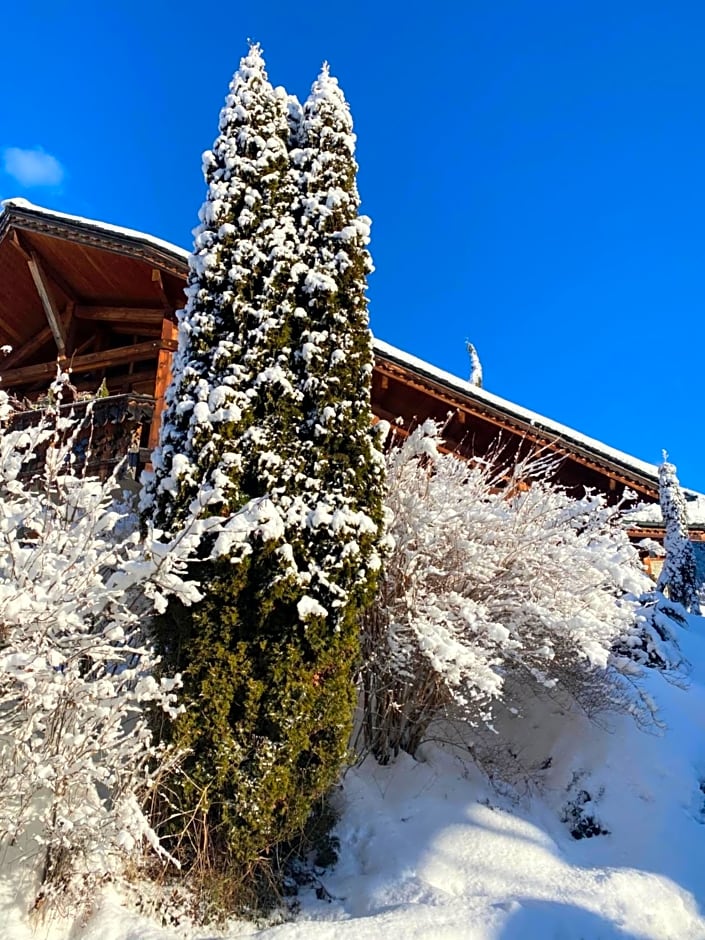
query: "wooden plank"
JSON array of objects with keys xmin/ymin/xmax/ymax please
[
  {"xmin": 73, "ymin": 334, "xmax": 98, "ymax": 357},
  {"xmin": 64, "ymin": 300, "xmax": 76, "ymax": 353},
  {"xmin": 110, "ymin": 324, "xmax": 162, "ymax": 337},
  {"xmin": 26, "ymin": 251, "xmax": 67, "ymax": 357},
  {"xmin": 147, "ymin": 318, "xmax": 179, "ymax": 453},
  {"xmin": 74, "ymin": 305, "xmax": 165, "ymax": 324},
  {"xmin": 0, "ymin": 338, "xmax": 177, "ymax": 388},
  {"xmin": 627, "ymin": 526, "xmax": 705, "ymax": 542},
  {"xmin": 0, "ymin": 294, "xmax": 25, "ymax": 344},
  {"xmin": 0, "ymin": 322, "xmax": 25, "ymax": 346}
]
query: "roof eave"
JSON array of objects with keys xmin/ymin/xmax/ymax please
[
  {"xmin": 0, "ymin": 200, "xmax": 190, "ymax": 279},
  {"xmin": 373, "ymin": 341, "xmax": 660, "ymax": 497}
]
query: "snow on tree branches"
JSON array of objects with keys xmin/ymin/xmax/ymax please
[
  {"xmin": 0, "ymin": 380, "xmax": 208, "ymax": 909},
  {"xmin": 466, "ymin": 340, "xmax": 483, "ymax": 387},
  {"xmin": 657, "ymin": 453, "xmax": 701, "ymax": 614},
  {"xmin": 143, "ymin": 43, "xmax": 299, "ymax": 528},
  {"xmin": 361, "ymin": 422, "xmax": 652, "ymax": 763},
  {"xmin": 141, "ymin": 46, "xmax": 384, "ymax": 895}
]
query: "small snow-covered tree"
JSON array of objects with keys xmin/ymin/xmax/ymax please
[
  {"xmin": 656, "ymin": 453, "xmax": 700, "ymax": 614},
  {"xmin": 362, "ymin": 422, "xmax": 651, "ymax": 762},
  {"xmin": 141, "ymin": 48, "xmax": 383, "ymax": 891}
]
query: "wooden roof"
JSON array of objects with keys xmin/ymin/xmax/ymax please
[
  {"xmin": 0, "ymin": 199, "xmax": 183, "ymax": 392},
  {"xmin": 373, "ymin": 341, "xmax": 662, "ymax": 502},
  {"xmin": 2, "ymin": 198, "xmax": 701, "ymax": 528}
]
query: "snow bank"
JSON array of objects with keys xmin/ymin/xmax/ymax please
[{"xmin": 6, "ymin": 615, "xmax": 703, "ymax": 939}]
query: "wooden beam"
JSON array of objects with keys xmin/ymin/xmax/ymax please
[
  {"xmin": 0, "ymin": 338, "xmax": 177, "ymax": 388},
  {"xmin": 151, "ymin": 268, "xmax": 174, "ymax": 311},
  {"xmin": 73, "ymin": 334, "xmax": 98, "ymax": 357},
  {"xmin": 147, "ymin": 319, "xmax": 179, "ymax": 453},
  {"xmin": 110, "ymin": 323, "xmax": 162, "ymax": 337},
  {"xmin": 627, "ymin": 526, "xmax": 705, "ymax": 543},
  {"xmin": 64, "ymin": 300, "xmax": 77, "ymax": 360},
  {"xmin": 1, "ymin": 325, "xmax": 54, "ymax": 370},
  {"xmin": 10, "ymin": 232, "xmax": 78, "ymax": 304},
  {"xmin": 26, "ymin": 251, "xmax": 67, "ymax": 357},
  {"xmin": 74, "ymin": 305, "xmax": 166, "ymax": 324}
]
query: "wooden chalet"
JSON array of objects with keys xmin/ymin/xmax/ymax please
[{"xmin": 1, "ymin": 198, "xmax": 702, "ymax": 555}]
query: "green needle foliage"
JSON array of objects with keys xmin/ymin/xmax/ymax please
[{"xmin": 142, "ymin": 45, "xmax": 384, "ymax": 907}]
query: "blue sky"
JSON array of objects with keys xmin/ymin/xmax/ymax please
[{"xmin": 2, "ymin": 1, "xmax": 704, "ymax": 490}]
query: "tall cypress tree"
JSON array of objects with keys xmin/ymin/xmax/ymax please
[
  {"xmin": 142, "ymin": 48, "xmax": 384, "ymax": 891},
  {"xmin": 288, "ymin": 62, "xmax": 385, "ymax": 644},
  {"xmin": 657, "ymin": 453, "xmax": 700, "ymax": 614},
  {"xmin": 145, "ymin": 43, "xmax": 300, "ymax": 529}
]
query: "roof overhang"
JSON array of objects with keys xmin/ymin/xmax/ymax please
[
  {"xmin": 0, "ymin": 198, "xmax": 189, "ymax": 278},
  {"xmin": 373, "ymin": 340, "xmax": 661, "ymax": 500},
  {"xmin": 2, "ymin": 199, "xmax": 700, "ymax": 518}
]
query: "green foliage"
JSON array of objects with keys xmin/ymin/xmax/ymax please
[
  {"xmin": 144, "ymin": 45, "xmax": 384, "ymax": 910},
  {"xmin": 153, "ymin": 551, "xmax": 357, "ymax": 871}
]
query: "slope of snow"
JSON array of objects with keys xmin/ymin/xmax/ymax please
[{"xmin": 4, "ymin": 616, "xmax": 704, "ymax": 940}]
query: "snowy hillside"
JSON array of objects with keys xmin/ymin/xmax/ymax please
[{"xmin": 3, "ymin": 615, "xmax": 704, "ymax": 940}]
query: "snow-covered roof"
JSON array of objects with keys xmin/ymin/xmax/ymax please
[
  {"xmin": 6, "ymin": 199, "xmax": 702, "ymax": 513},
  {"xmin": 625, "ymin": 493, "xmax": 705, "ymax": 529},
  {"xmin": 0, "ymin": 198, "xmax": 190, "ymax": 268},
  {"xmin": 373, "ymin": 339, "xmax": 666, "ymax": 488}
]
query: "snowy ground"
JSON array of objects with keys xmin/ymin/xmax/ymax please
[{"xmin": 4, "ymin": 617, "xmax": 705, "ymax": 940}]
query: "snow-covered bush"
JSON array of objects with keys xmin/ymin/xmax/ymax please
[
  {"xmin": 612, "ymin": 590, "xmax": 687, "ymax": 673},
  {"xmin": 361, "ymin": 421, "xmax": 652, "ymax": 763},
  {"xmin": 0, "ymin": 379, "xmax": 225, "ymax": 910}
]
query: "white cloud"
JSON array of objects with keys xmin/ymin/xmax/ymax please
[{"xmin": 2, "ymin": 146, "xmax": 64, "ymax": 187}]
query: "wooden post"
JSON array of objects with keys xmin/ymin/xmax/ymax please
[{"xmin": 147, "ymin": 317, "xmax": 179, "ymax": 455}]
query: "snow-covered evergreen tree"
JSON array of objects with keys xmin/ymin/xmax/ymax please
[
  {"xmin": 143, "ymin": 43, "xmax": 299, "ymax": 527},
  {"xmin": 657, "ymin": 453, "xmax": 700, "ymax": 614},
  {"xmin": 288, "ymin": 60, "xmax": 385, "ymax": 670},
  {"xmin": 142, "ymin": 47, "xmax": 384, "ymax": 893}
]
